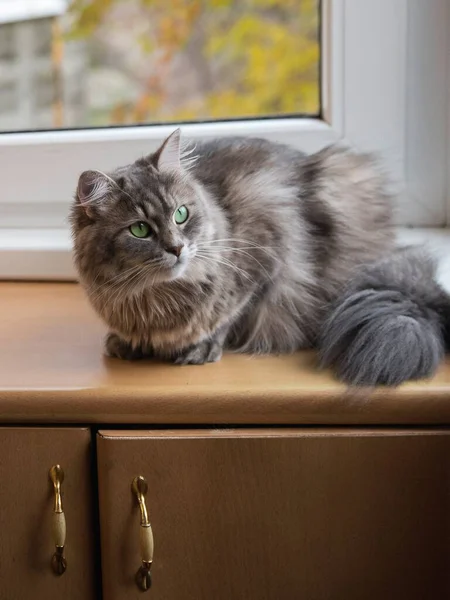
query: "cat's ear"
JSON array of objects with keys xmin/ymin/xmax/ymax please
[
  {"xmin": 153, "ymin": 128, "xmax": 181, "ymax": 171},
  {"xmin": 76, "ymin": 170, "xmax": 110, "ymax": 217}
]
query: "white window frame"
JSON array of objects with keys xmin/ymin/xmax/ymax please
[{"xmin": 0, "ymin": 0, "xmax": 448, "ymax": 280}]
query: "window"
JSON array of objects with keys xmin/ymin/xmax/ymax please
[
  {"xmin": 0, "ymin": 0, "xmax": 448, "ymax": 279},
  {"xmin": 1, "ymin": 0, "xmax": 321, "ymax": 130}
]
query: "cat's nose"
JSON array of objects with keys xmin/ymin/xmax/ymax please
[{"xmin": 165, "ymin": 244, "xmax": 184, "ymax": 257}]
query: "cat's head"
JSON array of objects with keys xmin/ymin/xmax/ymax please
[{"xmin": 71, "ymin": 129, "xmax": 213, "ymax": 290}]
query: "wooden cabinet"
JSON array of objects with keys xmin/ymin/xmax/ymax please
[
  {"xmin": 96, "ymin": 429, "xmax": 450, "ymax": 600},
  {"xmin": 0, "ymin": 428, "xmax": 96, "ymax": 600},
  {"xmin": 3, "ymin": 426, "xmax": 450, "ymax": 600}
]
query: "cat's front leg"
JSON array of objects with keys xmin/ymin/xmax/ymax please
[
  {"xmin": 174, "ymin": 331, "xmax": 227, "ymax": 366},
  {"xmin": 105, "ymin": 332, "xmax": 152, "ymax": 361}
]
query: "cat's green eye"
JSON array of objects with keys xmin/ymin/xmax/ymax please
[
  {"xmin": 129, "ymin": 221, "xmax": 151, "ymax": 238},
  {"xmin": 174, "ymin": 205, "xmax": 189, "ymax": 225}
]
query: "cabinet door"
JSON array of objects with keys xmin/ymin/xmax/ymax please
[
  {"xmin": 97, "ymin": 429, "xmax": 450, "ymax": 600},
  {"xmin": 0, "ymin": 428, "xmax": 96, "ymax": 600}
]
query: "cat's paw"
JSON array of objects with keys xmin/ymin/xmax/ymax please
[
  {"xmin": 105, "ymin": 333, "xmax": 148, "ymax": 361},
  {"xmin": 174, "ymin": 339, "xmax": 223, "ymax": 366}
]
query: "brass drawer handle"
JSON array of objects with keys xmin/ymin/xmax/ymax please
[
  {"xmin": 132, "ymin": 476, "xmax": 154, "ymax": 591},
  {"xmin": 49, "ymin": 465, "xmax": 67, "ymax": 575}
]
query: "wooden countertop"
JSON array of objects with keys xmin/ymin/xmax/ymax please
[{"xmin": 1, "ymin": 282, "xmax": 450, "ymax": 425}]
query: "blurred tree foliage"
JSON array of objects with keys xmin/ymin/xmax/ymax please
[{"xmin": 68, "ymin": 0, "xmax": 320, "ymax": 124}]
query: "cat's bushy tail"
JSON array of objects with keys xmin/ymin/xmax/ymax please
[{"xmin": 319, "ymin": 247, "xmax": 450, "ymax": 386}]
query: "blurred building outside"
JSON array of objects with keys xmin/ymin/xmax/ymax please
[{"xmin": 0, "ymin": 0, "xmax": 86, "ymax": 130}]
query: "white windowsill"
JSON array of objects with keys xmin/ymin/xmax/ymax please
[
  {"xmin": 396, "ymin": 228, "xmax": 450, "ymax": 291},
  {"xmin": 1, "ymin": 227, "xmax": 450, "ymax": 292},
  {"xmin": 0, "ymin": 229, "xmax": 75, "ymax": 281}
]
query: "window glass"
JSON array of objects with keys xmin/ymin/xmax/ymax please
[{"xmin": 0, "ymin": 0, "xmax": 321, "ymax": 131}]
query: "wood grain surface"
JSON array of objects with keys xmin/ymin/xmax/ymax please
[
  {"xmin": 97, "ymin": 429, "xmax": 450, "ymax": 600},
  {"xmin": 1, "ymin": 282, "xmax": 450, "ymax": 424},
  {"xmin": 0, "ymin": 427, "xmax": 96, "ymax": 600}
]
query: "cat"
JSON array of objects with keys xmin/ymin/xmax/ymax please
[{"xmin": 70, "ymin": 129, "xmax": 449, "ymax": 385}]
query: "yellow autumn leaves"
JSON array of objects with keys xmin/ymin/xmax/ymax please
[{"xmin": 68, "ymin": 0, "xmax": 320, "ymax": 125}]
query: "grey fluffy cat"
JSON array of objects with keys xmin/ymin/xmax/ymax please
[{"xmin": 71, "ymin": 129, "xmax": 450, "ymax": 385}]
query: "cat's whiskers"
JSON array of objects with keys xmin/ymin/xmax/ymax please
[
  {"xmin": 196, "ymin": 242, "xmax": 277, "ymax": 282},
  {"xmin": 89, "ymin": 264, "xmax": 145, "ymax": 304},
  {"xmin": 110, "ymin": 259, "xmax": 167, "ymax": 323},
  {"xmin": 84, "ymin": 266, "xmax": 105, "ymax": 292},
  {"xmin": 197, "ymin": 246, "xmax": 275, "ymax": 281},
  {"xmin": 90, "ymin": 258, "xmax": 165, "ymax": 306},
  {"xmin": 198, "ymin": 253, "xmax": 253, "ymax": 281},
  {"xmin": 195, "ymin": 252, "xmax": 254, "ymax": 283},
  {"xmin": 197, "ymin": 241, "xmax": 279, "ymax": 268},
  {"xmin": 198, "ymin": 238, "xmax": 278, "ymax": 253},
  {"xmin": 86, "ymin": 264, "xmax": 137, "ymax": 296},
  {"xmin": 92, "ymin": 266, "xmax": 148, "ymax": 302}
]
